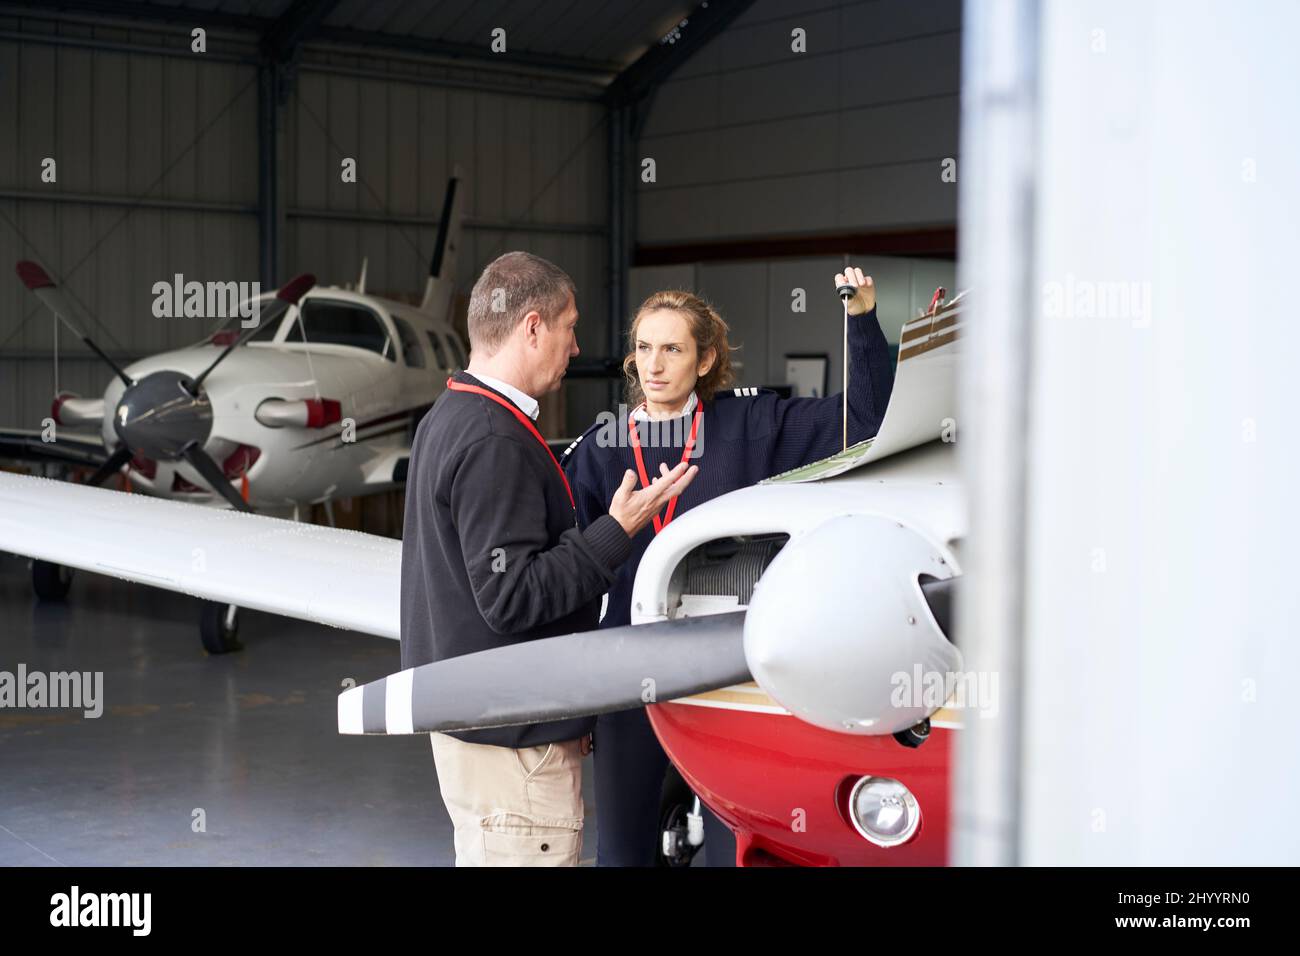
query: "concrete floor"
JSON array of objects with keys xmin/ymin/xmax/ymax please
[{"xmin": 0, "ymin": 553, "xmax": 598, "ymax": 866}]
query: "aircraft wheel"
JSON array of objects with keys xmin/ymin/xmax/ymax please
[
  {"xmin": 199, "ymin": 601, "xmax": 243, "ymax": 655},
  {"xmin": 32, "ymin": 560, "xmax": 73, "ymax": 601},
  {"xmin": 656, "ymin": 764, "xmax": 702, "ymax": 868}
]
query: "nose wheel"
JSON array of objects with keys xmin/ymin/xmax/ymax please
[
  {"xmin": 657, "ymin": 765, "xmax": 705, "ymax": 867},
  {"xmin": 32, "ymin": 559, "xmax": 73, "ymax": 601},
  {"xmin": 199, "ymin": 601, "xmax": 243, "ymax": 655}
]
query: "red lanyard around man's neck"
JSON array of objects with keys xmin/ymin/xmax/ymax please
[
  {"xmin": 446, "ymin": 377, "xmax": 575, "ymax": 510},
  {"xmin": 627, "ymin": 395, "xmax": 702, "ymax": 535}
]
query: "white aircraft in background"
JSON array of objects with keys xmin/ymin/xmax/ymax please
[
  {"xmin": 4, "ymin": 174, "xmax": 469, "ymax": 653},
  {"xmin": 0, "ymin": 287, "xmax": 968, "ymax": 866}
]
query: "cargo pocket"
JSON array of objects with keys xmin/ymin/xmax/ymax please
[{"xmin": 480, "ymin": 811, "xmax": 582, "ymax": 867}]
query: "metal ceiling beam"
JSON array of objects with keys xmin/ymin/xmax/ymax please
[
  {"xmin": 604, "ymin": 0, "xmax": 757, "ymax": 108},
  {"xmin": 260, "ymin": 0, "xmax": 341, "ymax": 64},
  {"xmin": 0, "ymin": 0, "xmax": 263, "ymax": 32},
  {"xmin": 309, "ymin": 25, "xmax": 623, "ymax": 79},
  {"xmin": 0, "ymin": 0, "xmax": 622, "ymax": 80}
]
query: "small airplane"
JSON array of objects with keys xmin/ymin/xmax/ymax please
[
  {"xmin": 5, "ymin": 173, "xmax": 469, "ymax": 653},
  {"xmin": 0, "ymin": 286, "xmax": 967, "ymax": 866}
]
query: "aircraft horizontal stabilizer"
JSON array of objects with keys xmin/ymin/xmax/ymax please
[
  {"xmin": 338, "ymin": 611, "xmax": 750, "ymax": 735},
  {"xmin": 0, "ymin": 429, "xmax": 107, "ymax": 469}
]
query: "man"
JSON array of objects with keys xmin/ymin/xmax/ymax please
[{"xmin": 401, "ymin": 251, "xmax": 697, "ymax": 866}]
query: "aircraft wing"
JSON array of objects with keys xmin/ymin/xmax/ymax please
[{"xmin": 0, "ymin": 471, "xmax": 399, "ymax": 639}]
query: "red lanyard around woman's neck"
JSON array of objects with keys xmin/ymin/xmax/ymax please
[
  {"xmin": 446, "ymin": 378, "xmax": 575, "ymax": 510},
  {"xmin": 627, "ymin": 394, "xmax": 702, "ymax": 535}
]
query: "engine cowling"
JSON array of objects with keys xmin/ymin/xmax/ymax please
[{"xmin": 743, "ymin": 514, "xmax": 961, "ymax": 735}]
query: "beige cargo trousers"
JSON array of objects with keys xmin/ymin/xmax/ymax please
[{"xmin": 431, "ymin": 731, "xmax": 586, "ymax": 866}]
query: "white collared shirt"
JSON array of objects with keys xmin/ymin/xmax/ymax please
[
  {"xmin": 467, "ymin": 371, "xmax": 540, "ymax": 421},
  {"xmin": 631, "ymin": 390, "xmax": 697, "ymax": 422}
]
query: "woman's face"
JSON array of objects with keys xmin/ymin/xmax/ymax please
[{"xmin": 634, "ymin": 309, "xmax": 714, "ymax": 411}]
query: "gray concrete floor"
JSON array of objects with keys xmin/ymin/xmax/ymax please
[{"xmin": 0, "ymin": 553, "xmax": 598, "ymax": 866}]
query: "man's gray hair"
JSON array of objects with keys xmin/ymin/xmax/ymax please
[{"xmin": 466, "ymin": 251, "xmax": 575, "ymax": 355}]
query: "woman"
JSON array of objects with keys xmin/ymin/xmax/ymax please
[{"xmin": 562, "ymin": 267, "xmax": 895, "ymax": 866}]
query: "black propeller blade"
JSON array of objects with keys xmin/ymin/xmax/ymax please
[
  {"xmin": 16, "ymin": 261, "xmax": 134, "ymax": 388},
  {"xmin": 181, "ymin": 442, "xmax": 251, "ymax": 513},
  {"xmin": 85, "ymin": 445, "xmax": 134, "ymax": 488},
  {"xmin": 189, "ymin": 273, "xmax": 316, "ymax": 393},
  {"xmin": 340, "ymin": 611, "xmax": 749, "ymax": 735}
]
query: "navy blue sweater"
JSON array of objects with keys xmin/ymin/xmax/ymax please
[{"xmin": 562, "ymin": 306, "xmax": 895, "ymax": 630}]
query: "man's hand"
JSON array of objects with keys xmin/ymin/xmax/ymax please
[
  {"xmin": 835, "ymin": 266, "xmax": 875, "ymax": 316},
  {"xmin": 608, "ymin": 460, "xmax": 699, "ymax": 537}
]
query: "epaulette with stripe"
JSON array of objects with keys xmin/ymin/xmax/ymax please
[
  {"xmin": 716, "ymin": 386, "xmax": 769, "ymax": 399},
  {"xmin": 558, "ymin": 418, "xmax": 606, "ymax": 464}
]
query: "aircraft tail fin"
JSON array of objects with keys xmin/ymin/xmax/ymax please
[{"xmin": 418, "ymin": 166, "xmax": 464, "ymax": 315}]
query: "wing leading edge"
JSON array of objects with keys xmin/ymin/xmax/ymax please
[{"xmin": 0, "ymin": 472, "xmax": 399, "ymax": 639}]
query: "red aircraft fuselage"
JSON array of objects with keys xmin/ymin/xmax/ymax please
[{"xmin": 649, "ymin": 689, "xmax": 957, "ymax": 866}]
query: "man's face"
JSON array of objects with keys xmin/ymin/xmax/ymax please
[{"xmin": 533, "ymin": 291, "xmax": 580, "ymax": 394}]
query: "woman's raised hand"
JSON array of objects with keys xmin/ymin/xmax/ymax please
[{"xmin": 835, "ymin": 266, "xmax": 875, "ymax": 316}]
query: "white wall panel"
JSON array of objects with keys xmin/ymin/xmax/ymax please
[
  {"xmin": 696, "ymin": 261, "xmax": 768, "ymax": 383},
  {"xmin": 767, "ymin": 256, "xmax": 855, "ymax": 388},
  {"xmin": 632, "ymin": 254, "xmax": 956, "ymax": 398},
  {"xmin": 637, "ymin": 0, "xmax": 962, "ymax": 244},
  {"xmin": 628, "ymin": 264, "xmax": 697, "ymax": 319}
]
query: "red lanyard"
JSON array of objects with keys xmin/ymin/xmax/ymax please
[
  {"xmin": 627, "ymin": 395, "xmax": 702, "ymax": 535},
  {"xmin": 446, "ymin": 378, "xmax": 575, "ymax": 510}
]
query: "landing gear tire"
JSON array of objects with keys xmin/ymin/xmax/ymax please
[
  {"xmin": 32, "ymin": 560, "xmax": 73, "ymax": 601},
  {"xmin": 656, "ymin": 764, "xmax": 703, "ymax": 868},
  {"xmin": 199, "ymin": 601, "xmax": 243, "ymax": 655}
]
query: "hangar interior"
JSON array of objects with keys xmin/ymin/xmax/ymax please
[{"xmin": 0, "ymin": 0, "xmax": 960, "ymax": 866}]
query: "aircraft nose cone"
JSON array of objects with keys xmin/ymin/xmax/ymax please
[
  {"xmin": 743, "ymin": 515, "xmax": 962, "ymax": 735},
  {"xmin": 113, "ymin": 369, "xmax": 213, "ymax": 461}
]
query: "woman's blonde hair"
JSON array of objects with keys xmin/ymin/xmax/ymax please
[{"xmin": 622, "ymin": 290, "xmax": 736, "ymax": 407}]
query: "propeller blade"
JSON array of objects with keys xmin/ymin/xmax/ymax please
[
  {"xmin": 339, "ymin": 611, "xmax": 749, "ymax": 735},
  {"xmin": 16, "ymin": 261, "xmax": 133, "ymax": 388},
  {"xmin": 181, "ymin": 443, "xmax": 251, "ymax": 512},
  {"xmin": 190, "ymin": 273, "xmax": 316, "ymax": 392},
  {"xmin": 85, "ymin": 444, "xmax": 134, "ymax": 488}
]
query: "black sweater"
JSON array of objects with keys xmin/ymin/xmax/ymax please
[
  {"xmin": 400, "ymin": 370, "xmax": 632, "ymax": 747},
  {"xmin": 563, "ymin": 306, "xmax": 895, "ymax": 630}
]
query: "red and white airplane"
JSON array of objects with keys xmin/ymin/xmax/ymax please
[
  {"xmin": 4, "ymin": 174, "xmax": 468, "ymax": 652},
  {"xmin": 0, "ymin": 287, "xmax": 965, "ymax": 866}
]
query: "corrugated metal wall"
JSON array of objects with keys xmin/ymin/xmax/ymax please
[
  {"xmin": 283, "ymin": 72, "xmax": 609, "ymax": 338},
  {"xmin": 1, "ymin": 0, "xmax": 959, "ymax": 434},
  {"xmin": 0, "ymin": 27, "xmax": 259, "ymax": 430},
  {"xmin": 0, "ymin": 23, "xmax": 610, "ymax": 432},
  {"xmin": 636, "ymin": 0, "xmax": 962, "ymax": 242}
]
